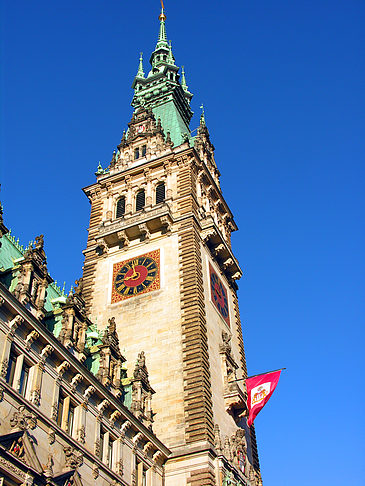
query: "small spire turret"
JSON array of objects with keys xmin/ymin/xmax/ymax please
[
  {"xmin": 181, "ymin": 66, "xmax": 188, "ymax": 92},
  {"xmin": 200, "ymin": 104, "xmax": 206, "ymax": 127},
  {"xmin": 136, "ymin": 52, "xmax": 145, "ymax": 78}
]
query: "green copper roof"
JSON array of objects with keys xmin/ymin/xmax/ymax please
[{"xmin": 131, "ymin": 6, "xmax": 193, "ymax": 147}]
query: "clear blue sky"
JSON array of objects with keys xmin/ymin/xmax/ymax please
[{"xmin": 1, "ymin": 1, "xmax": 364, "ymax": 485}]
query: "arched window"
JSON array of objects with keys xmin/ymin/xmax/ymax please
[
  {"xmin": 156, "ymin": 182, "xmax": 165, "ymax": 204},
  {"xmin": 116, "ymin": 197, "xmax": 125, "ymax": 218},
  {"xmin": 136, "ymin": 190, "xmax": 145, "ymax": 211}
]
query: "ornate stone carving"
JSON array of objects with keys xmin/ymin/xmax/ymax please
[
  {"xmin": 0, "ymin": 385, "xmax": 4, "ymax": 401},
  {"xmin": 0, "ymin": 456, "xmax": 26, "ymax": 479},
  {"xmin": 117, "ymin": 230, "xmax": 129, "ymax": 247},
  {"xmin": 30, "ymin": 387, "xmax": 41, "ymax": 406},
  {"xmin": 70, "ymin": 373, "xmax": 83, "ymax": 392},
  {"xmin": 0, "ymin": 358, "xmax": 9, "ymax": 378},
  {"xmin": 131, "ymin": 351, "xmax": 155, "ymax": 429},
  {"xmin": 25, "ymin": 330, "xmax": 39, "ymax": 350},
  {"xmin": 40, "ymin": 345, "xmax": 54, "ymax": 362},
  {"xmin": 63, "ymin": 446, "xmax": 83, "ymax": 468},
  {"xmin": 57, "ymin": 360, "xmax": 70, "ymax": 378},
  {"xmin": 77, "ymin": 425, "xmax": 85, "ymax": 444},
  {"xmin": 8, "ymin": 315, "xmax": 24, "ymax": 335},
  {"xmin": 92, "ymin": 465, "xmax": 99, "ymax": 479},
  {"xmin": 110, "ymin": 410, "xmax": 121, "ymax": 424},
  {"xmin": 48, "ymin": 429, "xmax": 55, "ymax": 444},
  {"xmin": 51, "ymin": 402, "xmax": 58, "ymax": 421},
  {"xmin": 138, "ymin": 223, "xmax": 150, "ymax": 242},
  {"xmin": 214, "ymin": 424, "xmax": 222, "ymax": 454},
  {"xmin": 83, "ymin": 385, "xmax": 95, "ymax": 404},
  {"xmin": 10, "ymin": 406, "xmax": 37, "ymax": 431},
  {"xmin": 44, "ymin": 453, "xmax": 54, "ymax": 477}
]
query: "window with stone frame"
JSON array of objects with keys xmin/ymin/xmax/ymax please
[
  {"xmin": 19, "ymin": 362, "xmax": 29, "ymax": 397},
  {"xmin": 116, "ymin": 196, "xmax": 126, "ymax": 218},
  {"xmin": 5, "ymin": 348, "xmax": 17, "ymax": 387},
  {"xmin": 136, "ymin": 458, "xmax": 147, "ymax": 486},
  {"xmin": 141, "ymin": 145, "xmax": 147, "ymax": 157},
  {"xmin": 6, "ymin": 349, "xmax": 30, "ymax": 397},
  {"xmin": 155, "ymin": 182, "xmax": 165, "ymax": 204},
  {"xmin": 57, "ymin": 391, "xmax": 76, "ymax": 435},
  {"xmin": 100, "ymin": 428, "xmax": 115, "ymax": 469},
  {"xmin": 136, "ymin": 190, "xmax": 145, "ymax": 211}
]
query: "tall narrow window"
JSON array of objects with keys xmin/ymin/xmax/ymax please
[
  {"xmin": 134, "ymin": 148, "xmax": 140, "ymax": 160},
  {"xmin": 156, "ymin": 182, "xmax": 165, "ymax": 204},
  {"xmin": 136, "ymin": 190, "xmax": 145, "ymax": 211},
  {"xmin": 5, "ymin": 350, "xmax": 17, "ymax": 386},
  {"xmin": 107, "ymin": 437, "xmax": 113, "ymax": 468},
  {"xmin": 141, "ymin": 145, "xmax": 147, "ymax": 157},
  {"xmin": 136, "ymin": 459, "xmax": 147, "ymax": 486},
  {"xmin": 67, "ymin": 402, "xmax": 75, "ymax": 435},
  {"xmin": 57, "ymin": 395, "xmax": 64, "ymax": 427},
  {"xmin": 116, "ymin": 197, "xmax": 125, "ymax": 218},
  {"xmin": 19, "ymin": 363, "xmax": 29, "ymax": 397},
  {"xmin": 99, "ymin": 428, "xmax": 105, "ymax": 460}
]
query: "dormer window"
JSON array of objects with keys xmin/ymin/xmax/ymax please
[
  {"xmin": 156, "ymin": 182, "xmax": 165, "ymax": 204},
  {"xmin": 116, "ymin": 197, "xmax": 125, "ymax": 218},
  {"xmin": 136, "ymin": 190, "xmax": 145, "ymax": 211}
]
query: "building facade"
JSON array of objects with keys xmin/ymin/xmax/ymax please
[{"xmin": 0, "ymin": 7, "xmax": 262, "ymax": 486}]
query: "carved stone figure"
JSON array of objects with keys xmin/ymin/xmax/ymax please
[
  {"xmin": 10, "ymin": 406, "xmax": 37, "ymax": 431},
  {"xmin": 63, "ymin": 446, "xmax": 83, "ymax": 469}
]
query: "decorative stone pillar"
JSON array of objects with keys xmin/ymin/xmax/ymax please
[
  {"xmin": 126, "ymin": 177, "xmax": 133, "ymax": 214},
  {"xmin": 165, "ymin": 163, "xmax": 173, "ymax": 200},
  {"xmin": 145, "ymin": 170, "xmax": 152, "ymax": 207}
]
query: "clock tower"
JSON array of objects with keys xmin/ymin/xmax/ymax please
[{"xmin": 82, "ymin": 8, "xmax": 262, "ymax": 486}]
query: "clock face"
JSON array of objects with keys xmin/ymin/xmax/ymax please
[
  {"xmin": 111, "ymin": 250, "xmax": 160, "ymax": 303},
  {"xmin": 209, "ymin": 263, "xmax": 230, "ymax": 326},
  {"xmin": 137, "ymin": 125, "xmax": 146, "ymax": 133}
]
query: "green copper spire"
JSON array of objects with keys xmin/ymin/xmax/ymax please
[
  {"xmin": 181, "ymin": 66, "xmax": 188, "ymax": 92},
  {"xmin": 167, "ymin": 41, "xmax": 175, "ymax": 65},
  {"xmin": 136, "ymin": 52, "xmax": 144, "ymax": 78},
  {"xmin": 156, "ymin": 7, "xmax": 168, "ymax": 49},
  {"xmin": 131, "ymin": 4, "xmax": 194, "ymax": 147}
]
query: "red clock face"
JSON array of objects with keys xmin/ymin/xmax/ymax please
[
  {"xmin": 209, "ymin": 264, "xmax": 230, "ymax": 326},
  {"xmin": 111, "ymin": 250, "xmax": 160, "ymax": 303}
]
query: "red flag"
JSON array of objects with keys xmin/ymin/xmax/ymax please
[{"xmin": 246, "ymin": 370, "xmax": 282, "ymax": 426}]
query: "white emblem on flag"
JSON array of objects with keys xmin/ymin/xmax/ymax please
[{"xmin": 251, "ymin": 382, "xmax": 271, "ymax": 406}]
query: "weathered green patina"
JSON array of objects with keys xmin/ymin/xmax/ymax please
[{"xmin": 131, "ymin": 8, "xmax": 193, "ymax": 147}]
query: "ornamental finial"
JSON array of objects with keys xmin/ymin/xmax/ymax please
[
  {"xmin": 159, "ymin": 0, "xmax": 166, "ymax": 21},
  {"xmin": 200, "ymin": 104, "xmax": 206, "ymax": 126}
]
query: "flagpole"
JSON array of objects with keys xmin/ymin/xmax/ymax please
[{"xmin": 234, "ymin": 368, "xmax": 286, "ymax": 381}]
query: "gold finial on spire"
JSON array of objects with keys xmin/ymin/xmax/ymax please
[{"xmin": 159, "ymin": 0, "xmax": 166, "ymax": 21}]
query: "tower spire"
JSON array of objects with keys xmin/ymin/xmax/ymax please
[
  {"xmin": 157, "ymin": 2, "xmax": 168, "ymax": 49},
  {"xmin": 136, "ymin": 52, "xmax": 145, "ymax": 78}
]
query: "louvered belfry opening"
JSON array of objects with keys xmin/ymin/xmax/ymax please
[
  {"xmin": 136, "ymin": 190, "xmax": 145, "ymax": 211},
  {"xmin": 156, "ymin": 182, "xmax": 165, "ymax": 204},
  {"xmin": 116, "ymin": 197, "xmax": 126, "ymax": 218}
]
